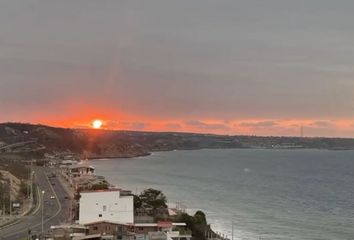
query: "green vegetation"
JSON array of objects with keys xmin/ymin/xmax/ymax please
[
  {"xmin": 75, "ymin": 180, "xmax": 110, "ymax": 200},
  {"xmin": 0, "ymin": 159, "xmax": 29, "ymax": 180},
  {"xmin": 0, "ymin": 181, "xmax": 11, "ymax": 214},
  {"xmin": 0, "ymin": 160, "xmax": 30, "ymax": 214},
  {"xmin": 138, "ymin": 188, "xmax": 167, "ymax": 210},
  {"xmin": 134, "ymin": 188, "xmax": 169, "ymax": 220},
  {"xmin": 90, "ymin": 182, "xmax": 109, "ymax": 190},
  {"xmin": 175, "ymin": 211, "xmax": 210, "ymax": 240},
  {"xmin": 134, "ymin": 188, "xmax": 210, "ymax": 239},
  {"xmin": 19, "ymin": 180, "xmax": 29, "ymax": 196}
]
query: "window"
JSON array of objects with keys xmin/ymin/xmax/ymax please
[
  {"xmin": 103, "ymin": 205, "xmax": 107, "ymax": 211},
  {"xmin": 93, "ymin": 226, "xmax": 98, "ymax": 230},
  {"xmin": 99, "ymin": 214, "xmax": 102, "ymax": 217}
]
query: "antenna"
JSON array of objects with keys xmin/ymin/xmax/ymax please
[{"xmin": 300, "ymin": 126, "xmax": 304, "ymax": 138}]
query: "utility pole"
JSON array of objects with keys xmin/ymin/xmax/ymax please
[
  {"xmin": 1, "ymin": 183, "xmax": 3, "ymax": 219},
  {"xmin": 27, "ymin": 162, "xmax": 30, "ymax": 199},
  {"xmin": 30, "ymin": 160, "xmax": 34, "ymax": 204},
  {"xmin": 9, "ymin": 179, "xmax": 11, "ymax": 217},
  {"xmin": 41, "ymin": 190, "xmax": 45, "ymax": 237},
  {"xmin": 2, "ymin": 183, "xmax": 5, "ymax": 220}
]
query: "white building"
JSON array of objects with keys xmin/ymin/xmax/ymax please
[{"xmin": 79, "ymin": 189, "xmax": 134, "ymax": 225}]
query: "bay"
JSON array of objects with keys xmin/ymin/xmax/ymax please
[{"xmin": 90, "ymin": 149, "xmax": 354, "ymax": 240}]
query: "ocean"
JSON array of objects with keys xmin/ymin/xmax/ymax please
[{"xmin": 90, "ymin": 149, "xmax": 354, "ymax": 240}]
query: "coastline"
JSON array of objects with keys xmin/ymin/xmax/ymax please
[
  {"xmin": 89, "ymin": 148, "xmax": 354, "ymax": 239},
  {"xmin": 86, "ymin": 147, "xmax": 353, "ymax": 161},
  {"xmin": 87, "ymin": 152, "xmax": 152, "ymax": 160}
]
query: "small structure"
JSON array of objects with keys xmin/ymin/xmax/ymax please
[
  {"xmin": 61, "ymin": 160, "xmax": 80, "ymax": 166},
  {"xmin": 79, "ymin": 189, "xmax": 134, "ymax": 225},
  {"xmin": 68, "ymin": 164, "xmax": 95, "ymax": 178},
  {"xmin": 49, "ymin": 224, "xmax": 89, "ymax": 240},
  {"xmin": 132, "ymin": 222, "xmax": 187, "ymax": 235},
  {"xmin": 72, "ymin": 234, "xmax": 102, "ymax": 240},
  {"xmin": 84, "ymin": 221, "xmax": 191, "ymax": 240},
  {"xmin": 85, "ymin": 220, "xmax": 130, "ymax": 236}
]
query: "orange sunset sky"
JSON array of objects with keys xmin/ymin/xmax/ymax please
[{"xmin": 2, "ymin": 1, "xmax": 354, "ymax": 137}]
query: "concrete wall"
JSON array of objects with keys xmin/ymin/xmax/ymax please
[
  {"xmin": 87, "ymin": 222, "xmax": 129, "ymax": 236},
  {"xmin": 79, "ymin": 190, "xmax": 134, "ymax": 225}
]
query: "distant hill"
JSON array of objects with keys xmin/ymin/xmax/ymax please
[{"xmin": 1, "ymin": 122, "xmax": 354, "ymax": 160}]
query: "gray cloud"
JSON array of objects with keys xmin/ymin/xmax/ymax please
[
  {"xmin": 164, "ymin": 123, "xmax": 182, "ymax": 130},
  {"xmin": 310, "ymin": 121, "xmax": 334, "ymax": 128},
  {"xmin": 119, "ymin": 122, "xmax": 147, "ymax": 131},
  {"xmin": 104, "ymin": 121, "xmax": 120, "ymax": 130},
  {"xmin": 1, "ymin": 0, "xmax": 354, "ymax": 131},
  {"xmin": 184, "ymin": 120, "xmax": 230, "ymax": 131},
  {"xmin": 239, "ymin": 121, "xmax": 278, "ymax": 128}
]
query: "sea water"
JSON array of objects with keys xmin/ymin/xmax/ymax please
[{"xmin": 90, "ymin": 149, "xmax": 354, "ymax": 240}]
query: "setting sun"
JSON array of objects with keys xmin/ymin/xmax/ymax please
[{"xmin": 92, "ymin": 120, "xmax": 103, "ymax": 129}]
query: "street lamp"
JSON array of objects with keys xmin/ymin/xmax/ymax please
[
  {"xmin": 30, "ymin": 171, "xmax": 35, "ymax": 203},
  {"xmin": 41, "ymin": 190, "xmax": 45, "ymax": 237}
]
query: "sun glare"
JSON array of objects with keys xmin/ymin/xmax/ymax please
[{"xmin": 92, "ymin": 120, "xmax": 103, "ymax": 129}]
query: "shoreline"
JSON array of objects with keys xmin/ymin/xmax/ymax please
[
  {"xmin": 88, "ymin": 148, "xmax": 354, "ymax": 240},
  {"xmin": 86, "ymin": 147, "xmax": 354, "ymax": 161},
  {"xmin": 87, "ymin": 152, "xmax": 152, "ymax": 160}
]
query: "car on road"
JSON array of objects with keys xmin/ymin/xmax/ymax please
[{"xmin": 50, "ymin": 195, "xmax": 55, "ymax": 199}]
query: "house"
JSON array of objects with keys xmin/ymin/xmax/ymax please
[
  {"xmin": 85, "ymin": 221, "xmax": 131, "ymax": 237},
  {"xmin": 132, "ymin": 222, "xmax": 188, "ymax": 235},
  {"xmin": 84, "ymin": 221, "xmax": 191, "ymax": 240},
  {"xmin": 60, "ymin": 164, "xmax": 95, "ymax": 184},
  {"xmin": 68, "ymin": 164, "xmax": 95, "ymax": 178},
  {"xmin": 72, "ymin": 234, "xmax": 103, "ymax": 240},
  {"xmin": 72, "ymin": 175, "xmax": 107, "ymax": 191},
  {"xmin": 79, "ymin": 189, "xmax": 134, "ymax": 225},
  {"xmin": 49, "ymin": 224, "xmax": 88, "ymax": 240},
  {"xmin": 61, "ymin": 160, "xmax": 79, "ymax": 166}
]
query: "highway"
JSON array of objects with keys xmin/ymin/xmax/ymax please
[{"xmin": 0, "ymin": 166, "xmax": 72, "ymax": 239}]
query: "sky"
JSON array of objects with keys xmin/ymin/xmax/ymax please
[{"xmin": 1, "ymin": 0, "xmax": 354, "ymax": 137}]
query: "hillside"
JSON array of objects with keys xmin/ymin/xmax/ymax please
[{"xmin": 1, "ymin": 122, "xmax": 354, "ymax": 160}]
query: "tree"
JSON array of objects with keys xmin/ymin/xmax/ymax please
[
  {"xmin": 19, "ymin": 181, "xmax": 28, "ymax": 197},
  {"xmin": 192, "ymin": 211, "xmax": 208, "ymax": 239},
  {"xmin": 133, "ymin": 195, "xmax": 142, "ymax": 209},
  {"xmin": 175, "ymin": 211, "xmax": 209, "ymax": 240},
  {"xmin": 194, "ymin": 210, "xmax": 207, "ymax": 225},
  {"xmin": 139, "ymin": 188, "xmax": 167, "ymax": 210},
  {"xmin": 90, "ymin": 182, "xmax": 109, "ymax": 190}
]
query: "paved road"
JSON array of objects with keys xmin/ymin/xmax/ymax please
[
  {"xmin": 0, "ymin": 140, "xmax": 37, "ymax": 150},
  {"xmin": 0, "ymin": 166, "xmax": 72, "ymax": 239}
]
